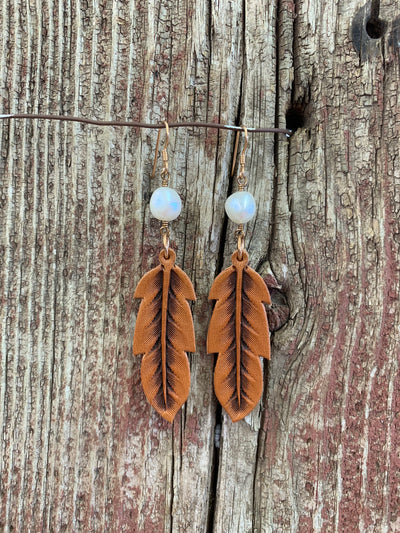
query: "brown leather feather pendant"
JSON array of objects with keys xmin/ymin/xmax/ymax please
[
  {"xmin": 207, "ymin": 249, "xmax": 271, "ymax": 422},
  {"xmin": 133, "ymin": 249, "xmax": 196, "ymax": 422}
]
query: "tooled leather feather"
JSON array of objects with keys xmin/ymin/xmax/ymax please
[
  {"xmin": 133, "ymin": 249, "xmax": 196, "ymax": 422},
  {"xmin": 207, "ymin": 250, "xmax": 271, "ymax": 422}
]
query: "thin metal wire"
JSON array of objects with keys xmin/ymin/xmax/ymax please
[
  {"xmin": 156, "ymin": 125, "xmax": 172, "ymax": 256},
  {"xmin": 0, "ymin": 113, "xmax": 292, "ymax": 136},
  {"xmin": 151, "ymin": 121, "xmax": 170, "ymax": 179},
  {"xmin": 232, "ymin": 125, "xmax": 249, "ymax": 188},
  {"xmin": 233, "ymin": 127, "xmax": 249, "ymax": 257},
  {"xmin": 231, "ymin": 132, "xmax": 241, "ymax": 177},
  {"xmin": 235, "ymin": 226, "xmax": 245, "ymax": 260},
  {"xmin": 160, "ymin": 222, "xmax": 170, "ymax": 257}
]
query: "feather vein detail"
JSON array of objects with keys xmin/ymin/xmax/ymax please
[
  {"xmin": 133, "ymin": 249, "xmax": 196, "ymax": 422},
  {"xmin": 207, "ymin": 250, "xmax": 271, "ymax": 422}
]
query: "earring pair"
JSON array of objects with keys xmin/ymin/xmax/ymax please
[{"xmin": 133, "ymin": 124, "xmax": 271, "ymax": 423}]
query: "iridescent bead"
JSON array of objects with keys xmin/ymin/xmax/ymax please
[
  {"xmin": 150, "ymin": 187, "xmax": 182, "ymax": 221},
  {"xmin": 225, "ymin": 191, "xmax": 256, "ymax": 224}
]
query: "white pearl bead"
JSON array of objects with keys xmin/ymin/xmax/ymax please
[
  {"xmin": 150, "ymin": 187, "xmax": 182, "ymax": 221},
  {"xmin": 225, "ymin": 191, "xmax": 256, "ymax": 224}
]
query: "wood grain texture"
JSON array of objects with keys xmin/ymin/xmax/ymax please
[
  {"xmin": 253, "ymin": 1, "xmax": 400, "ymax": 532},
  {"xmin": 207, "ymin": 250, "xmax": 271, "ymax": 422},
  {"xmin": 133, "ymin": 249, "xmax": 196, "ymax": 422},
  {"xmin": 1, "ymin": 0, "xmax": 400, "ymax": 532}
]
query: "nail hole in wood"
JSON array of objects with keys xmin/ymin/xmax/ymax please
[
  {"xmin": 285, "ymin": 104, "xmax": 306, "ymax": 133},
  {"xmin": 352, "ymin": 2, "xmax": 388, "ymax": 60},
  {"xmin": 366, "ymin": 17, "xmax": 387, "ymax": 39}
]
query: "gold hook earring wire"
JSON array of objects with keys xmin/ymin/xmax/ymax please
[
  {"xmin": 231, "ymin": 130, "xmax": 240, "ymax": 177},
  {"xmin": 230, "ymin": 125, "xmax": 249, "ymax": 177},
  {"xmin": 151, "ymin": 121, "xmax": 170, "ymax": 178},
  {"xmin": 233, "ymin": 125, "xmax": 249, "ymax": 260},
  {"xmin": 163, "ymin": 121, "xmax": 169, "ymax": 150},
  {"xmin": 240, "ymin": 125, "xmax": 248, "ymax": 160},
  {"xmin": 151, "ymin": 122, "xmax": 171, "ymax": 258},
  {"xmin": 237, "ymin": 125, "xmax": 248, "ymax": 191},
  {"xmin": 161, "ymin": 121, "xmax": 170, "ymax": 184}
]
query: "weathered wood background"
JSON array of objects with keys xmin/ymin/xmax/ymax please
[{"xmin": 1, "ymin": 0, "xmax": 400, "ymax": 531}]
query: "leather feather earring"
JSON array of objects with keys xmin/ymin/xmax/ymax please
[
  {"xmin": 207, "ymin": 126, "xmax": 271, "ymax": 422},
  {"xmin": 133, "ymin": 123, "xmax": 196, "ymax": 422}
]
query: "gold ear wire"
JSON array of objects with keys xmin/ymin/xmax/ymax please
[
  {"xmin": 151, "ymin": 121, "xmax": 170, "ymax": 178},
  {"xmin": 163, "ymin": 121, "xmax": 169, "ymax": 150},
  {"xmin": 231, "ymin": 125, "xmax": 249, "ymax": 177},
  {"xmin": 231, "ymin": 130, "xmax": 240, "ymax": 177},
  {"xmin": 240, "ymin": 125, "xmax": 248, "ymax": 159}
]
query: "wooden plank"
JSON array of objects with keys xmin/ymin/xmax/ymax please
[
  {"xmin": 254, "ymin": 1, "xmax": 400, "ymax": 531},
  {"xmin": 1, "ymin": 0, "xmax": 399, "ymax": 531},
  {"xmin": 211, "ymin": 1, "xmax": 278, "ymax": 532}
]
